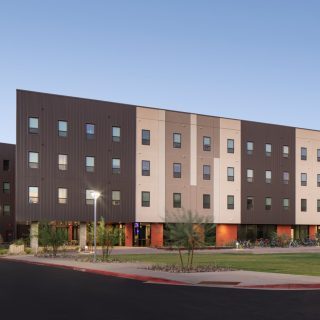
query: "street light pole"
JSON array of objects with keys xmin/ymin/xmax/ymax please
[
  {"xmin": 91, "ymin": 191, "xmax": 101, "ymax": 263},
  {"xmin": 93, "ymin": 196, "xmax": 97, "ymax": 263}
]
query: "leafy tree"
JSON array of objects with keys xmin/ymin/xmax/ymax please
[
  {"xmin": 165, "ymin": 209, "xmax": 214, "ymax": 270},
  {"xmin": 38, "ymin": 223, "xmax": 68, "ymax": 256},
  {"xmin": 97, "ymin": 217, "xmax": 119, "ymax": 260},
  {"xmin": 88, "ymin": 217, "xmax": 119, "ymax": 261}
]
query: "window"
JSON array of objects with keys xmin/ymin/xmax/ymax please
[
  {"xmin": 86, "ymin": 156, "xmax": 95, "ymax": 172},
  {"xmin": 265, "ymin": 143, "xmax": 272, "ymax": 157},
  {"xmin": 247, "ymin": 197, "xmax": 254, "ymax": 210},
  {"xmin": 58, "ymin": 188, "xmax": 67, "ymax": 204},
  {"xmin": 283, "ymin": 198, "xmax": 290, "ymax": 210},
  {"xmin": 142, "ymin": 129, "xmax": 150, "ymax": 145},
  {"xmin": 58, "ymin": 154, "xmax": 68, "ymax": 171},
  {"xmin": 58, "ymin": 121, "xmax": 68, "ymax": 137},
  {"xmin": 112, "ymin": 127, "xmax": 121, "ymax": 142},
  {"xmin": 173, "ymin": 133, "xmax": 181, "ymax": 148},
  {"xmin": 203, "ymin": 194, "xmax": 210, "ymax": 209},
  {"xmin": 265, "ymin": 170, "xmax": 272, "ymax": 183},
  {"xmin": 3, "ymin": 182, "xmax": 10, "ymax": 194},
  {"xmin": 142, "ymin": 160, "xmax": 150, "ymax": 176},
  {"xmin": 227, "ymin": 139, "xmax": 234, "ymax": 153},
  {"xmin": 265, "ymin": 197, "xmax": 272, "ymax": 210},
  {"xmin": 3, "ymin": 205, "xmax": 10, "ymax": 216},
  {"xmin": 29, "ymin": 186, "xmax": 39, "ymax": 204},
  {"xmin": 282, "ymin": 171, "xmax": 289, "ymax": 184},
  {"xmin": 29, "ymin": 152, "xmax": 39, "ymax": 169},
  {"xmin": 317, "ymin": 174, "xmax": 320, "ymax": 187},
  {"xmin": 28, "ymin": 117, "xmax": 39, "ymax": 133},
  {"xmin": 3, "ymin": 160, "xmax": 9, "ymax": 171},
  {"xmin": 301, "ymin": 147, "xmax": 307, "ymax": 160},
  {"xmin": 227, "ymin": 195, "xmax": 234, "ymax": 209},
  {"xmin": 142, "ymin": 191, "xmax": 150, "ymax": 207},
  {"xmin": 112, "ymin": 191, "xmax": 120, "ymax": 206},
  {"xmin": 227, "ymin": 167, "xmax": 234, "ymax": 181},
  {"xmin": 203, "ymin": 165, "xmax": 211, "ymax": 180},
  {"xmin": 283, "ymin": 145, "xmax": 289, "ymax": 158},
  {"xmin": 86, "ymin": 123, "xmax": 95, "ymax": 139},
  {"xmin": 317, "ymin": 200, "xmax": 320, "ymax": 213},
  {"xmin": 318, "ymin": 149, "xmax": 320, "ymax": 162},
  {"xmin": 247, "ymin": 141, "xmax": 254, "ymax": 155},
  {"xmin": 301, "ymin": 199, "xmax": 307, "ymax": 212},
  {"xmin": 301, "ymin": 173, "xmax": 307, "ymax": 186},
  {"xmin": 247, "ymin": 169, "xmax": 254, "ymax": 183},
  {"xmin": 112, "ymin": 158, "xmax": 120, "ymax": 174},
  {"xmin": 173, "ymin": 193, "xmax": 181, "ymax": 208},
  {"xmin": 203, "ymin": 136, "xmax": 211, "ymax": 151},
  {"xmin": 173, "ymin": 163, "xmax": 181, "ymax": 178},
  {"xmin": 86, "ymin": 189, "xmax": 94, "ymax": 205}
]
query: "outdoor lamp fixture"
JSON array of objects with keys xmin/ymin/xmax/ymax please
[{"xmin": 91, "ymin": 191, "xmax": 101, "ymax": 262}]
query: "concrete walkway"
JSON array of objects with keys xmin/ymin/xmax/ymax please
[
  {"xmin": 73, "ymin": 245, "xmax": 320, "ymax": 255},
  {"xmin": 4, "ymin": 254, "xmax": 320, "ymax": 290},
  {"xmin": 110, "ymin": 246, "xmax": 320, "ymax": 255}
]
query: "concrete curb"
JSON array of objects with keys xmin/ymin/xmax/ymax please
[
  {"xmin": 239, "ymin": 283, "xmax": 320, "ymax": 290},
  {"xmin": 4, "ymin": 257, "xmax": 320, "ymax": 290},
  {"xmin": 4, "ymin": 258, "xmax": 189, "ymax": 286}
]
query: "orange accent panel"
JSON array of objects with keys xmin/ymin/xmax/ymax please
[
  {"xmin": 277, "ymin": 225, "xmax": 291, "ymax": 238},
  {"xmin": 216, "ymin": 224, "xmax": 237, "ymax": 247},
  {"xmin": 125, "ymin": 224, "xmax": 133, "ymax": 246},
  {"xmin": 309, "ymin": 225, "xmax": 317, "ymax": 240},
  {"xmin": 151, "ymin": 224, "xmax": 163, "ymax": 247}
]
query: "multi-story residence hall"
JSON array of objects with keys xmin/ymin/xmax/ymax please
[
  {"xmin": 15, "ymin": 90, "xmax": 320, "ymax": 248},
  {"xmin": 0, "ymin": 143, "xmax": 15, "ymax": 242}
]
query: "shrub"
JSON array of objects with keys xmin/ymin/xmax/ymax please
[
  {"xmin": 13, "ymin": 238, "xmax": 25, "ymax": 246},
  {"xmin": 38, "ymin": 223, "xmax": 68, "ymax": 256},
  {"xmin": 270, "ymin": 232, "xmax": 290, "ymax": 247}
]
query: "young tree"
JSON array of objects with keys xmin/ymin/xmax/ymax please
[
  {"xmin": 38, "ymin": 223, "xmax": 68, "ymax": 256},
  {"xmin": 165, "ymin": 209, "xmax": 214, "ymax": 270},
  {"xmin": 97, "ymin": 217, "xmax": 119, "ymax": 261}
]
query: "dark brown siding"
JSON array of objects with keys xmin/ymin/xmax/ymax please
[
  {"xmin": 241, "ymin": 121, "xmax": 296, "ymax": 225},
  {"xmin": 0, "ymin": 143, "xmax": 15, "ymax": 241},
  {"xmin": 16, "ymin": 90, "xmax": 136, "ymax": 223}
]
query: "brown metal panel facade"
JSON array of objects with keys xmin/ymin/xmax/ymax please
[
  {"xmin": 241, "ymin": 120, "xmax": 296, "ymax": 225},
  {"xmin": 0, "ymin": 143, "xmax": 15, "ymax": 241},
  {"xmin": 16, "ymin": 90, "xmax": 136, "ymax": 223}
]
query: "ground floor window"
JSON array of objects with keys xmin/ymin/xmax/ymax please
[{"xmin": 238, "ymin": 224, "xmax": 276, "ymax": 241}]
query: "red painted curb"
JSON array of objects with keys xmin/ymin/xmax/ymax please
[
  {"xmin": 239, "ymin": 283, "xmax": 320, "ymax": 289},
  {"xmin": 4, "ymin": 258, "xmax": 188, "ymax": 286}
]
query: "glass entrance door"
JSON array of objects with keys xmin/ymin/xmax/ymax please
[{"xmin": 133, "ymin": 223, "xmax": 150, "ymax": 246}]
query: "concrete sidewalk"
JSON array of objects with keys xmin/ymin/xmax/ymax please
[
  {"xmin": 4, "ymin": 254, "xmax": 320, "ymax": 290},
  {"xmin": 109, "ymin": 246, "xmax": 320, "ymax": 255}
]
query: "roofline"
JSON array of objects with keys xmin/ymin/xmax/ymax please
[
  {"xmin": 0, "ymin": 142, "xmax": 15, "ymax": 146},
  {"xmin": 17, "ymin": 89, "xmax": 320, "ymax": 133}
]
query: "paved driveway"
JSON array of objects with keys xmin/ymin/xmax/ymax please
[{"xmin": 1, "ymin": 259, "xmax": 320, "ymax": 320}]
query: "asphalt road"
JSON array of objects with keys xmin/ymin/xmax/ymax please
[{"xmin": 0, "ymin": 259, "xmax": 319, "ymax": 320}]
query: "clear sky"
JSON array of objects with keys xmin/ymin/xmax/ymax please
[{"xmin": 1, "ymin": 0, "xmax": 320, "ymax": 144}]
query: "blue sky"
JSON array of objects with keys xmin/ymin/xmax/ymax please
[{"xmin": 1, "ymin": 0, "xmax": 320, "ymax": 144}]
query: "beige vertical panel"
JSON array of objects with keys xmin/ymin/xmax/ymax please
[
  {"xmin": 217, "ymin": 118, "xmax": 241, "ymax": 224},
  {"xmin": 190, "ymin": 114, "xmax": 197, "ymax": 186},
  {"xmin": 158, "ymin": 110, "xmax": 166, "ymax": 221},
  {"xmin": 296, "ymin": 128, "xmax": 320, "ymax": 225},
  {"xmin": 136, "ymin": 107, "xmax": 165, "ymax": 222}
]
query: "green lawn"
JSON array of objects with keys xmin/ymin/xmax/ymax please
[{"xmin": 112, "ymin": 253, "xmax": 320, "ymax": 276}]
